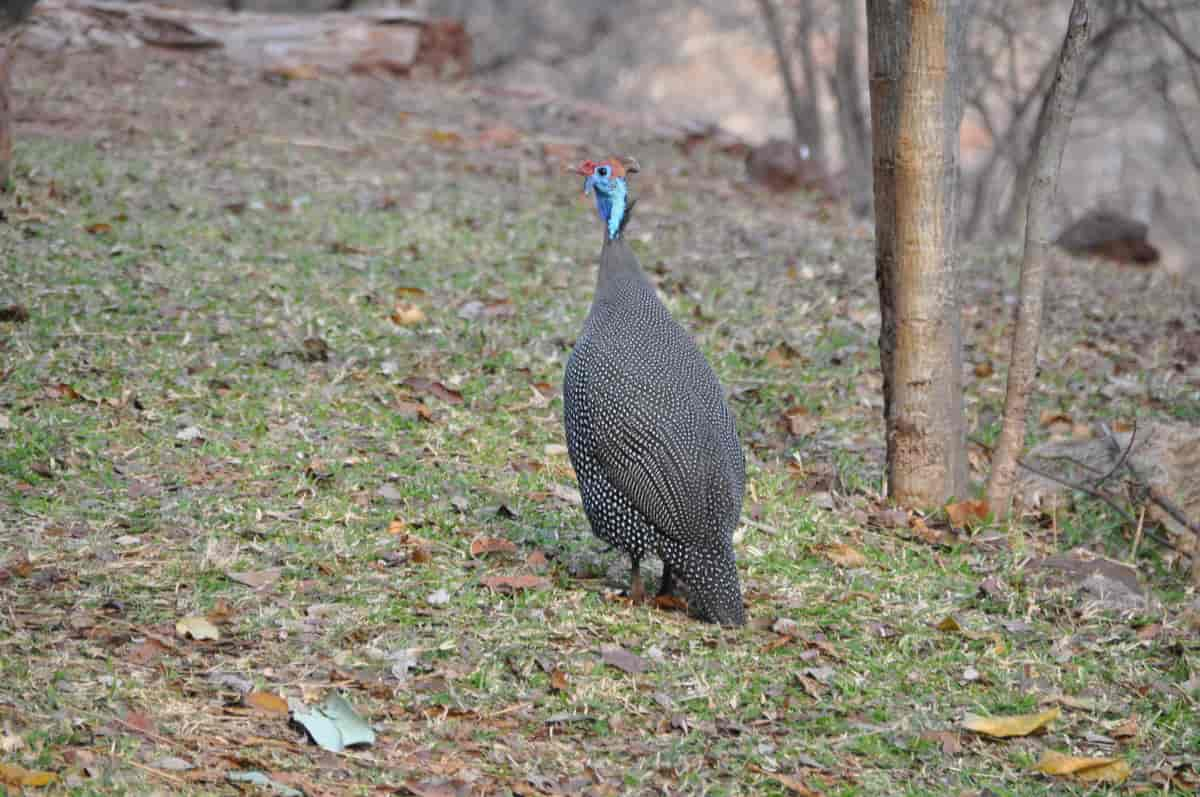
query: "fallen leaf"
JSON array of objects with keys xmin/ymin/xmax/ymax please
[
  {"xmin": 85, "ymin": 222, "xmax": 112, "ymax": 235},
  {"xmin": 934, "ymin": 615, "xmax": 962, "ymax": 633},
  {"xmin": 783, "ymin": 405, "xmax": 817, "ymax": 436},
  {"xmin": 128, "ymin": 637, "xmax": 172, "ymax": 665},
  {"xmin": 601, "ymin": 645, "xmax": 650, "ymax": 675},
  {"xmin": 403, "ymin": 377, "xmax": 464, "ymax": 405},
  {"xmin": 391, "ymin": 302, "xmax": 426, "ymax": 326},
  {"xmin": 245, "ymin": 691, "xmax": 289, "ymax": 715},
  {"xmin": 0, "ymin": 762, "xmax": 57, "ymax": 787},
  {"xmin": 963, "ymin": 707, "xmax": 1059, "ymax": 738},
  {"xmin": 549, "ymin": 668, "xmax": 569, "ymax": 692},
  {"xmin": 227, "ymin": 771, "xmax": 303, "ymax": 797},
  {"xmin": 480, "ymin": 574, "xmax": 549, "ymax": 593},
  {"xmin": 470, "ymin": 536, "xmax": 518, "ymax": 557},
  {"xmin": 973, "ymin": 361, "xmax": 994, "ymax": 378},
  {"xmin": 227, "ymin": 568, "xmax": 280, "ymax": 590},
  {"xmin": 526, "ymin": 550, "xmax": 549, "ymax": 570},
  {"xmin": 175, "ymin": 615, "xmax": 220, "ymax": 641},
  {"xmin": 945, "ymin": 499, "xmax": 989, "ymax": 529},
  {"xmin": 387, "ymin": 518, "xmax": 407, "ymax": 535},
  {"xmin": 773, "ymin": 773, "xmax": 821, "ymax": 795},
  {"xmin": 290, "ymin": 693, "xmax": 375, "ymax": 752},
  {"xmin": 1035, "ymin": 750, "xmax": 1131, "ymax": 783},
  {"xmin": 1109, "ymin": 717, "xmax": 1138, "ymax": 738},
  {"xmin": 821, "ymin": 542, "xmax": 867, "ymax": 568}
]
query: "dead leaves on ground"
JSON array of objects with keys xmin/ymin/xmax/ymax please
[
  {"xmin": 964, "ymin": 707, "xmax": 1059, "ymax": 738},
  {"xmin": 1035, "ymin": 750, "xmax": 1131, "ymax": 784}
]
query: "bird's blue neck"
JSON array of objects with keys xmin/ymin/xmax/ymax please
[{"xmin": 594, "ymin": 180, "xmax": 628, "ymax": 240}]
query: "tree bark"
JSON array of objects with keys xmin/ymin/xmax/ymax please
[
  {"xmin": 986, "ymin": 0, "xmax": 1091, "ymax": 519},
  {"xmin": 868, "ymin": 0, "xmax": 969, "ymax": 507}
]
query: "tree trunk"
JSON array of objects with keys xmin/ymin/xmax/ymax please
[
  {"xmin": 755, "ymin": 0, "xmax": 823, "ymax": 159},
  {"xmin": 986, "ymin": 0, "xmax": 1091, "ymax": 519},
  {"xmin": 0, "ymin": 42, "xmax": 11, "ymax": 189},
  {"xmin": 831, "ymin": 0, "xmax": 871, "ymax": 215},
  {"xmin": 867, "ymin": 0, "xmax": 968, "ymax": 507}
]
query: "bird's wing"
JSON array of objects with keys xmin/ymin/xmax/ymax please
[{"xmin": 588, "ymin": 355, "xmax": 729, "ymax": 546}]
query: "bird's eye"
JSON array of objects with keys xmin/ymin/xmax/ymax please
[{"xmin": 597, "ymin": 166, "xmax": 609, "ymax": 177}]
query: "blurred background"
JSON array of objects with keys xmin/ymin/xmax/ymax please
[{"xmin": 14, "ymin": 0, "xmax": 1200, "ymax": 275}]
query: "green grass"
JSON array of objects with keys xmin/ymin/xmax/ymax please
[{"xmin": 2, "ymin": 61, "xmax": 1199, "ymax": 795}]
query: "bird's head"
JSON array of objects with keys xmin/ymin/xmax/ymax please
[{"xmin": 574, "ymin": 156, "xmax": 639, "ymax": 240}]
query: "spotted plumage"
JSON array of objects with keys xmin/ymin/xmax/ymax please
[{"xmin": 562, "ymin": 156, "xmax": 746, "ymax": 626}]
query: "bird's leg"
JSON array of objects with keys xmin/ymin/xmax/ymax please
[
  {"xmin": 629, "ymin": 555, "xmax": 645, "ymax": 604},
  {"xmin": 658, "ymin": 561, "xmax": 675, "ymax": 597}
]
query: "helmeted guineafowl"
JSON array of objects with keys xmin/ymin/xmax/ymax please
[{"xmin": 562, "ymin": 156, "xmax": 746, "ymax": 627}]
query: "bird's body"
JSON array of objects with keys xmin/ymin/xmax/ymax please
[{"xmin": 563, "ymin": 157, "xmax": 746, "ymax": 626}]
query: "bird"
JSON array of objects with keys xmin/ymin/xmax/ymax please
[{"xmin": 562, "ymin": 156, "xmax": 747, "ymax": 627}]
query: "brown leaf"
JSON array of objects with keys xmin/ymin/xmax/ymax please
[
  {"xmin": 783, "ymin": 405, "xmax": 817, "ymax": 436},
  {"xmin": 244, "ymin": 691, "xmax": 289, "ymax": 715},
  {"xmin": 394, "ymin": 400, "xmax": 434, "ymax": 422},
  {"xmin": 44, "ymin": 382, "xmax": 81, "ymax": 402},
  {"xmin": 909, "ymin": 515, "xmax": 945, "ymax": 544},
  {"xmin": 821, "ymin": 542, "xmax": 867, "ymax": 568},
  {"xmin": 525, "ymin": 550, "xmax": 549, "ymax": 570},
  {"xmin": 945, "ymin": 499, "xmax": 989, "ymax": 529},
  {"xmin": 973, "ymin": 361, "xmax": 994, "ymax": 378},
  {"xmin": 403, "ymin": 377, "xmax": 464, "ymax": 405},
  {"xmin": 410, "ymin": 546, "xmax": 433, "ymax": 564},
  {"xmin": 600, "ymin": 645, "xmax": 650, "ymax": 675},
  {"xmin": 0, "ymin": 304, "xmax": 30, "ymax": 323},
  {"xmin": 1035, "ymin": 751, "xmax": 1130, "ymax": 783},
  {"xmin": 122, "ymin": 711, "xmax": 157, "ymax": 737},
  {"xmin": 963, "ymin": 707, "xmax": 1059, "ymax": 738},
  {"xmin": 227, "ymin": 568, "xmax": 281, "ymax": 590},
  {"xmin": 549, "ymin": 668, "xmax": 569, "ymax": 692},
  {"xmin": 85, "ymin": 222, "xmax": 113, "ymax": 235},
  {"xmin": 933, "ymin": 615, "xmax": 962, "ymax": 633},
  {"xmin": 391, "ymin": 302, "xmax": 426, "ymax": 326},
  {"xmin": 0, "ymin": 762, "xmax": 57, "ymax": 788},
  {"xmin": 1109, "ymin": 717, "xmax": 1138, "ymax": 738},
  {"xmin": 480, "ymin": 574, "xmax": 549, "ymax": 593},
  {"xmin": 772, "ymin": 774, "xmax": 821, "ymax": 796},
  {"xmin": 387, "ymin": 518, "xmax": 407, "ymax": 535},
  {"xmin": 128, "ymin": 638, "xmax": 172, "ymax": 665},
  {"xmin": 470, "ymin": 536, "xmax": 518, "ymax": 558},
  {"xmin": 920, "ymin": 729, "xmax": 963, "ymax": 755}
]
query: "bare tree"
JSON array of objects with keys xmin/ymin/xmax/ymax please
[
  {"xmin": 987, "ymin": 0, "xmax": 1092, "ymax": 518},
  {"xmin": 830, "ymin": 0, "xmax": 871, "ymax": 212},
  {"xmin": 867, "ymin": 0, "xmax": 969, "ymax": 506},
  {"xmin": 755, "ymin": 0, "xmax": 824, "ymax": 161}
]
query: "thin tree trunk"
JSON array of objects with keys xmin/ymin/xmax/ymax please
[
  {"xmin": 987, "ymin": 0, "xmax": 1091, "ymax": 519},
  {"xmin": 0, "ymin": 42, "xmax": 11, "ymax": 188},
  {"xmin": 792, "ymin": 2, "xmax": 825, "ymax": 164},
  {"xmin": 755, "ymin": 0, "xmax": 815, "ymax": 153},
  {"xmin": 832, "ymin": 0, "xmax": 871, "ymax": 214},
  {"xmin": 868, "ymin": 0, "xmax": 968, "ymax": 507}
]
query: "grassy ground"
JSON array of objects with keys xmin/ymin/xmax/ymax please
[{"xmin": 2, "ymin": 43, "xmax": 1200, "ymax": 796}]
